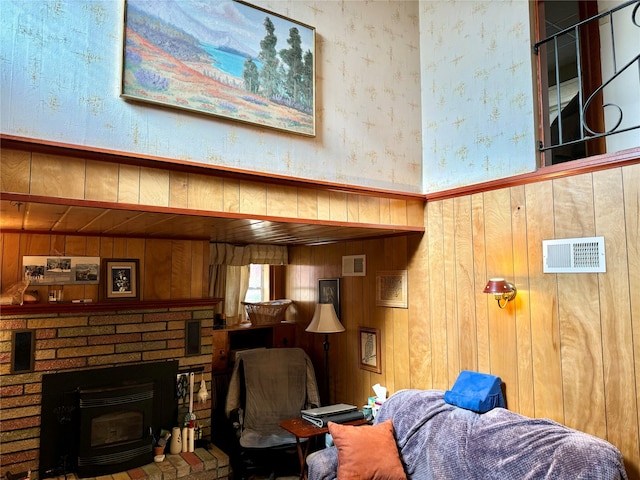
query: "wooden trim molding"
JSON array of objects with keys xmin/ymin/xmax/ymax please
[
  {"xmin": 425, "ymin": 147, "xmax": 640, "ymax": 201},
  {"xmin": 0, "ymin": 298, "xmax": 222, "ymax": 316},
  {"xmin": 3, "ymin": 133, "xmax": 636, "ymax": 205},
  {"xmin": 0, "ymin": 134, "xmax": 424, "ymax": 201}
]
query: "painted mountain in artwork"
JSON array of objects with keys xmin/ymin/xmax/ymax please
[{"xmin": 122, "ymin": 0, "xmax": 315, "ymax": 136}]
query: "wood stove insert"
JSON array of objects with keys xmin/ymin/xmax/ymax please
[{"xmin": 40, "ymin": 361, "xmax": 178, "ymax": 479}]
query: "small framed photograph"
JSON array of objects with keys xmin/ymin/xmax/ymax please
[
  {"xmin": 318, "ymin": 278, "xmax": 341, "ymax": 320},
  {"xmin": 103, "ymin": 259, "xmax": 139, "ymax": 300},
  {"xmin": 358, "ymin": 326, "xmax": 381, "ymax": 374},
  {"xmin": 376, "ymin": 270, "xmax": 408, "ymax": 308},
  {"xmin": 23, "ymin": 256, "xmax": 100, "ymax": 285}
]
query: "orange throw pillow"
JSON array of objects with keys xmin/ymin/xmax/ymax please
[{"xmin": 328, "ymin": 419, "xmax": 406, "ymax": 480}]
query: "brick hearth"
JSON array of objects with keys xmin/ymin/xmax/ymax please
[{"xmin": 46, "ymin": 447, "xmax": 230, "ymax": 480}]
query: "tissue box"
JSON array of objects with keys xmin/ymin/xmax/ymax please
[{"xmin": 444, "ymin": 370, "xmax": 505, "ymax": 413}]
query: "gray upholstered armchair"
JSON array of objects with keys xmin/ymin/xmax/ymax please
[{"xmin": 225, "ymin": 347, "xmax": 320, "ymax": 478}]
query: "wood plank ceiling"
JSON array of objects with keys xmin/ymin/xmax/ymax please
[{"xmin": 0, "ymin": 197, "xmax": 422, "ymax": 246}]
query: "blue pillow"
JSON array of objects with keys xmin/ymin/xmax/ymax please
[{"xmin": 444, "ymin": 370, "xmax": 505, "ymax": 413}]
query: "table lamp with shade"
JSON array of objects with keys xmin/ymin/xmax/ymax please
[{"xmin": 306, "ymin": 303, "xmax": 345, "ymax": 404}]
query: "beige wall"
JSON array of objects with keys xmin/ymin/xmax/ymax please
[
  {"xmin": 419, "ymin": 0, "xmax": 538, "ymax": 191},
  {"xmin": 287, "ymin": 162, "xmax": 640, "ymax": 479}
]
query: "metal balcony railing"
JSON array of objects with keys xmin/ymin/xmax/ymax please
[{"xmin": 534, "ymin": 0, "xmax": 640, "ymax": 154}]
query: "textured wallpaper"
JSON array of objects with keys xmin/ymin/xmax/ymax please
[
  {"xmin": 419, "ymin": 0, "xmax": 537, "ymax": 192},
  {"xmin": 1, "ymin": 1, "xmax": 547, "ymax": 194},
  {"xmin": 0, "ymin": 0, "xmax": 423, "ymax": 192}
]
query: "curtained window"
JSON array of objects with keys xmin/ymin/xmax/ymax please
[{"xmin": 208, "ymin": 243, "xmax": 288, "ymax": 325}]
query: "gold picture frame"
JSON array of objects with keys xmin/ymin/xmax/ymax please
[
  {"xmin": 121, "ymin": 0, "xmax": 316, "ymax": 136},
  {"xmin": 358, "ymin": 326, "xmax": 381, "ymax": 374},
  {"xmin": 103, "ymin": 259, "xmax": 140, "ymax": 301},
  {"xmin": 376, "ymin": 270, "xmax": 408, "ymax": 308}
]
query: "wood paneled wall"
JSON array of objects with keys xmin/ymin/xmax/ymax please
[
  {"xmin": 0, "ymin": 146, "xmax": 424, "ymax": 228},
  {"xmin": 0, "ymin": 233, "xmax": 210, "ymax": 301},
  {"xmin": 287, "ymin": 162, "xmax": 640, "ymax": 479}
]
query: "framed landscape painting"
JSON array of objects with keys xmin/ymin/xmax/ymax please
[{"xmin": 121, "ymin": 0, "xmax": 316, "ymax": 136}]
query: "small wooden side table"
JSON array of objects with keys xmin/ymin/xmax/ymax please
[{"xmin": 279, "ymin": 417, "xmax": 368, "ymax": 480}]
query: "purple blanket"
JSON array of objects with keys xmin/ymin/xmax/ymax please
[{"xmin": 307, "ymin": 389, "xmax": 628, "ymax": 480}]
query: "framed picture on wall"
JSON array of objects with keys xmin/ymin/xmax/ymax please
[
  {"xmin": 358, "ymin": 326, "xmax": 381, "ymax": 374},
  {"xmin": 22, "ymin": 256, "xmax": 100, "ymax": 285},
  {"xmin": 318, "ymin": 278, "xmax": 340, "ymax": 319},
  {"xmin": 376, "ymin": 270, "xmax": 408, "ymax": 308},
  {"xmin": 103, "ymin": 259, "xmax": 140, "ymax": 300},
  {"xmin": 121, "ymin": 0, "xmax": 316, "ymax": 136}
]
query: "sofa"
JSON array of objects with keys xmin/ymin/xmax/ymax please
[{"xmin": 307, "ymin": 389, "xmax": 628, "ymax": 480}]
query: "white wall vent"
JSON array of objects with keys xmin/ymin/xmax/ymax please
[
  {"xmin": 342, "ymin": 254, "xmax": 366, "ymax": 276},
  {"xmin": 543, "ymin": 236, "xmax": 606, "ymax": 273}
]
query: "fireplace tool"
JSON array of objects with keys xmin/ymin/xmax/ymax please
[
  {"xmin": 185, "ymin": 372, "xmax": 197, "ymax": 452},
  {"xmin": 184, "ymin": 372, "xmax": 196, "ymax": 424},
  {"xmin": 176, "ymin": 373, "xmax": 189, "ymax": 422}
]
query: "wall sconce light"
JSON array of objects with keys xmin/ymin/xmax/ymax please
[{"xmin": 483, "ymin": 278, "xmax": 517, "ymax": 309}]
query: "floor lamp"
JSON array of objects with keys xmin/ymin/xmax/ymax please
[{"xmin": 306, "ymin": 303, "xmax": 345, "ymax": 404}]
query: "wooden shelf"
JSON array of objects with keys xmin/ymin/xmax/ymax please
[{"xmin": 0, "ymin": 298, "xmax": 222, "ymax": 316}]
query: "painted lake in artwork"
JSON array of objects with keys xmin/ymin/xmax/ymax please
[{"xmin": 121, "ymin": 0, "xmax": 315, "ymax": 136}]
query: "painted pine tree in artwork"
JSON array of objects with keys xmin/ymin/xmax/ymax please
[
  {"xmin": 258, "ymin": 17, "xmax": 279, "ymax": 99},
  {"xmin": 280, "ymin": 27, "xmax": 304, "ymax": 107},
  {"xmin": 243, "ymin": 57, "xmax": 260, "ymax": 94},
  {"xmin": 301, "ymin": 49, "xmax": 314, "ymax": 112},
  {"xmin": 240, "ymin": 13, "xmax": 314, "ymax": 118}
]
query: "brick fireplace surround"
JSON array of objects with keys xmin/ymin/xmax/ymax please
[{"xmin": 0, "ymin": 304, "xmax": 221, "ymax": 480}]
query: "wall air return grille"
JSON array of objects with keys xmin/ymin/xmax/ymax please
[
  {"xmin": 342, "ymin": 254, "xmax": 366, "ymax": 276},
  {"xmin": 542, "ymin": 236, "xmax": 606, "ymax": 273}
]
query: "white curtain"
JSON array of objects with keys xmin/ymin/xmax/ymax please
[{"xmin": 208, "ymin": 243, "xmax": 288, "ymax": 324}]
